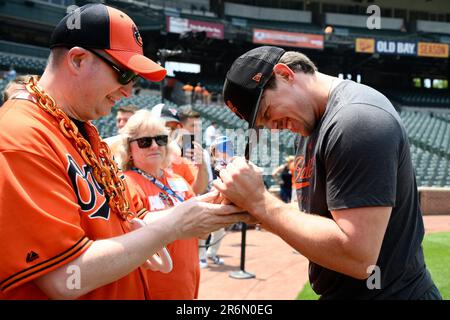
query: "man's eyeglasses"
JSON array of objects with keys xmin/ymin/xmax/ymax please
[
  {"xmin": 85, "ymin": 48, "xmax": 139, "ymax": 85},
  {"xmin": 130, "ymin": 135, "xmax": 168, "ymax": 148}
]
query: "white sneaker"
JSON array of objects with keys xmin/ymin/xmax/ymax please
[
  {"xmin": 208, "ymin": 255, "xmax": 224, "ymax": 265},
  {"xmin": 199, "ymin": 259, "xmax": 208, "ymax": 269}
]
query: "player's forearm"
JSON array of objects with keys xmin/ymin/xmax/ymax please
[
  {"xmin": 34, "ymin": 213, "xmax": 176, "ymax": 299},
  {"xmin": 252, "ymin": 192, "xmax": 373, "ymax": 280}
]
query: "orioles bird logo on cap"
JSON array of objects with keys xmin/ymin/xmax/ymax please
[
  {"xmin": 252, "ymin": 73, "xmax": 262, "ymax": 83},
  {"xmin": 133, "ymin": 25, "xmax": 143, "ymax": 47},
  {"xmin": 226, "ymin": 100, "xmax": 245, "ymax": 120}
]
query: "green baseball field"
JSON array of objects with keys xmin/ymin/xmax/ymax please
[{"xmin": 297, "ymin": 232, "xmax": 450, "ymax": 300}]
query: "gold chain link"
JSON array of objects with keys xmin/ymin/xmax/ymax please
[{"xmin": 25, "ymin": 77, "xmax": 135, "ymax": 221}]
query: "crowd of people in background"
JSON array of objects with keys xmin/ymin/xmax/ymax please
[{"xmin": 182, "ymin": 82, "xmax": 210, "ymax": 106}]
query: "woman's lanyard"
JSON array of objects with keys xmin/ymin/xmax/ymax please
[{"xmin": 131, "ymin": 168, "xmax": 185, "ymax": 203}]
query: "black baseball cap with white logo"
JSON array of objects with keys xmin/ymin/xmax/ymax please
[
  {"xmin": 160, "ymin": 105, "xmax": 181, "ymax": 124},
  {"xmin": 223, "ymin": 46, "xmax": 285, "ymax": 128}
]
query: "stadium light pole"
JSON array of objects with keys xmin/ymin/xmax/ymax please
[
  {"xmin": 158, "ymin": 50, "xmax": 166, "ymax": 103},
  {"xmin": 157, "ymin": 49, "xmax": 183, "ymax": 103}
]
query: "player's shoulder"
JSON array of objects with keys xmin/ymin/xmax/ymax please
[{"xmin": 325, "ymin": 82, "xmax": 400, "ymax": 129}]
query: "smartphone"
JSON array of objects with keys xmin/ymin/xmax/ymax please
[{"xmin": 181, "ymin": 134, "xmax": 195, "ymax": 158}]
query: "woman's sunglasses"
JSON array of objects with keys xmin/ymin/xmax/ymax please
[
  {"xmin": 130, "ymin": 135, "xmax": 168, "ymax": 148},
  {"xmin": 85, "ymin": 48, "xmax": 139, "ymax": 85}
]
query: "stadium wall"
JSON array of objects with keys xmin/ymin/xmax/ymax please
[
  {"xmin": 269, "ymin": 187, "xmax": 450, "ymax": 215},
  {"xmin": 419, "ymin": 187, "xmax": 450, "ymax": 215},
  {"xmin": 312, "ymin": 0, "xmax": 450, "ymax": 14}
]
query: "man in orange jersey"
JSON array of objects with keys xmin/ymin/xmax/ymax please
[{"xmin": 0, "ymin": 4, "xmax": 252, "ymax": 300}]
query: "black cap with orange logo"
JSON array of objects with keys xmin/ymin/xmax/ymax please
[
  {"xmin": 223, "ymin": 46, "xmax": 285, "ymax": 128},
  {"xmin": 49, "ymin": 3, "xmax": 166, "ymax": 82}
]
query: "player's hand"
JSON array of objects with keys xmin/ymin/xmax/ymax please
[
  {"xmin": 167, "ymin": 192, "xmax": 257, "ymax": 239},
  {"xmin": 213, "ymin": 157, "xmax": 267, "ymax": 216},
  {"xmin": 206, "ymin": 187, "xmax": 232, "ymax": 205},
  {"xmin": 196, "ymin": 191, "xmax": 259, "ymax": 225}
]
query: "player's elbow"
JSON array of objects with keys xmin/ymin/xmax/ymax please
[
  {"xmin": 347, "ymin": 262, "xmax": 376, "ymax": 280},
  {"xmin": 333, "ymin": 254, "xmax": 377, "ymax": 280},
  {"xmin": 340, "ymin": 243, "xmax": 380, "ymax": 280},
  {"xmin": 348, "ymin": 250, "xmax": 381, "ymax": 279},
  {"xmin": 355, "ymin": 249, "xmax": 381, "ymax": 280}
]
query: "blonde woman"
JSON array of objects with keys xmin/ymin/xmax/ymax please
[{"xmin": 116, "ymin": 110, "xmax": 200, "ymax": 300}]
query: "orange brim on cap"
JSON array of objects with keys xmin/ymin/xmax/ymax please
[{"xmin": 105, "ymin": 49, "xmax": 167, "ymax": 82}]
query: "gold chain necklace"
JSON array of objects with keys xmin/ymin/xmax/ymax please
[{"xmin": 25, "ymin": 77, "xmax": 134, "ymax": 221}]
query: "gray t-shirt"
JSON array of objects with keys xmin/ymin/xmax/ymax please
[{"xmin": 295, "ymin": 80, "xmax": 434, "ymax": 299}]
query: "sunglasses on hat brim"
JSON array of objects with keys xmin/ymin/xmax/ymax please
[{"xmin": 129, "ymin": 135, "xmax": 168, "ymax": 148}]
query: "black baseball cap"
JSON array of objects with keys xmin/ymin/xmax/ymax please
[
  {"xmin": 49, "ymin": 4, "xmax": 166, "ymax": 82},
  {"xmin": 160, "ymin": 105, "xmax": 181, "ymax": 124},
  {"xmin": 223, "ymin": 46, "xmax": 285, "ymax": 128}
]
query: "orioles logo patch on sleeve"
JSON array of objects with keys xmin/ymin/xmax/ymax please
[{"xmin": 66, "ymin": 155, "xmax": 110, "ymax": 220}]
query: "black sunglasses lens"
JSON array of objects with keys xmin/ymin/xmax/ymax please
[
  {"xmin": 136, "ymin": 137, "xmax": 151, "ymax": 148},
  {"xmin": 87, "ymin": 48, "xmax": 138, "ymax": 85},
  {"xmin": 155, "ymin": 135, "xmax": 168, "ymax": 146},
  {"xmin": 119, "ymin": 71, "xmax": 138, "ymax": 85},
  {"xmin": 134, "ymin": 136, "xmax": 168, "ymax": 148}
]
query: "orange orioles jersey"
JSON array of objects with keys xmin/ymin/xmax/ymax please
[
  {"xmin": 125, "ymin": 169, "xmax": 200, "ymax": 300},
  {"xmin": 0, "ymin": 98, "xmax": 150, "ymax": 299},
  {"xmin": 168, "ymin": 155, "xmax": 198, "ymax": 187}
]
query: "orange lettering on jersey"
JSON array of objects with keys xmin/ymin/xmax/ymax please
[
  {"xmin": 66, "ymin": 155, "xmax": 110, "ymax": 220},
  {"xmin": 294, "ymin": 155, "xmax": 315, "ymax": 190}
]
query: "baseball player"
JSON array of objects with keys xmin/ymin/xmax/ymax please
[
  {"xmin": 0, "ymin": 4, "xmax": 251, "ymax": 299},
  {"xmin": 215, "ymin": 46, "xmax": 441, "ymax": 299}
]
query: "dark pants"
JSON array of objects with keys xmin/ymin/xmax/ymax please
[
  {"xmin": 419, "ymin": 284, "xmax": 442, "ymax": 300},
  {"xmin": 280, "ymin": 188, "xmax": 292, "ymax": 203}
]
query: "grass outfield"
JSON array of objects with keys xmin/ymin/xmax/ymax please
[{"xmin": 297, "ymin": 231, "xmax": 450, "ymax": 300}]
